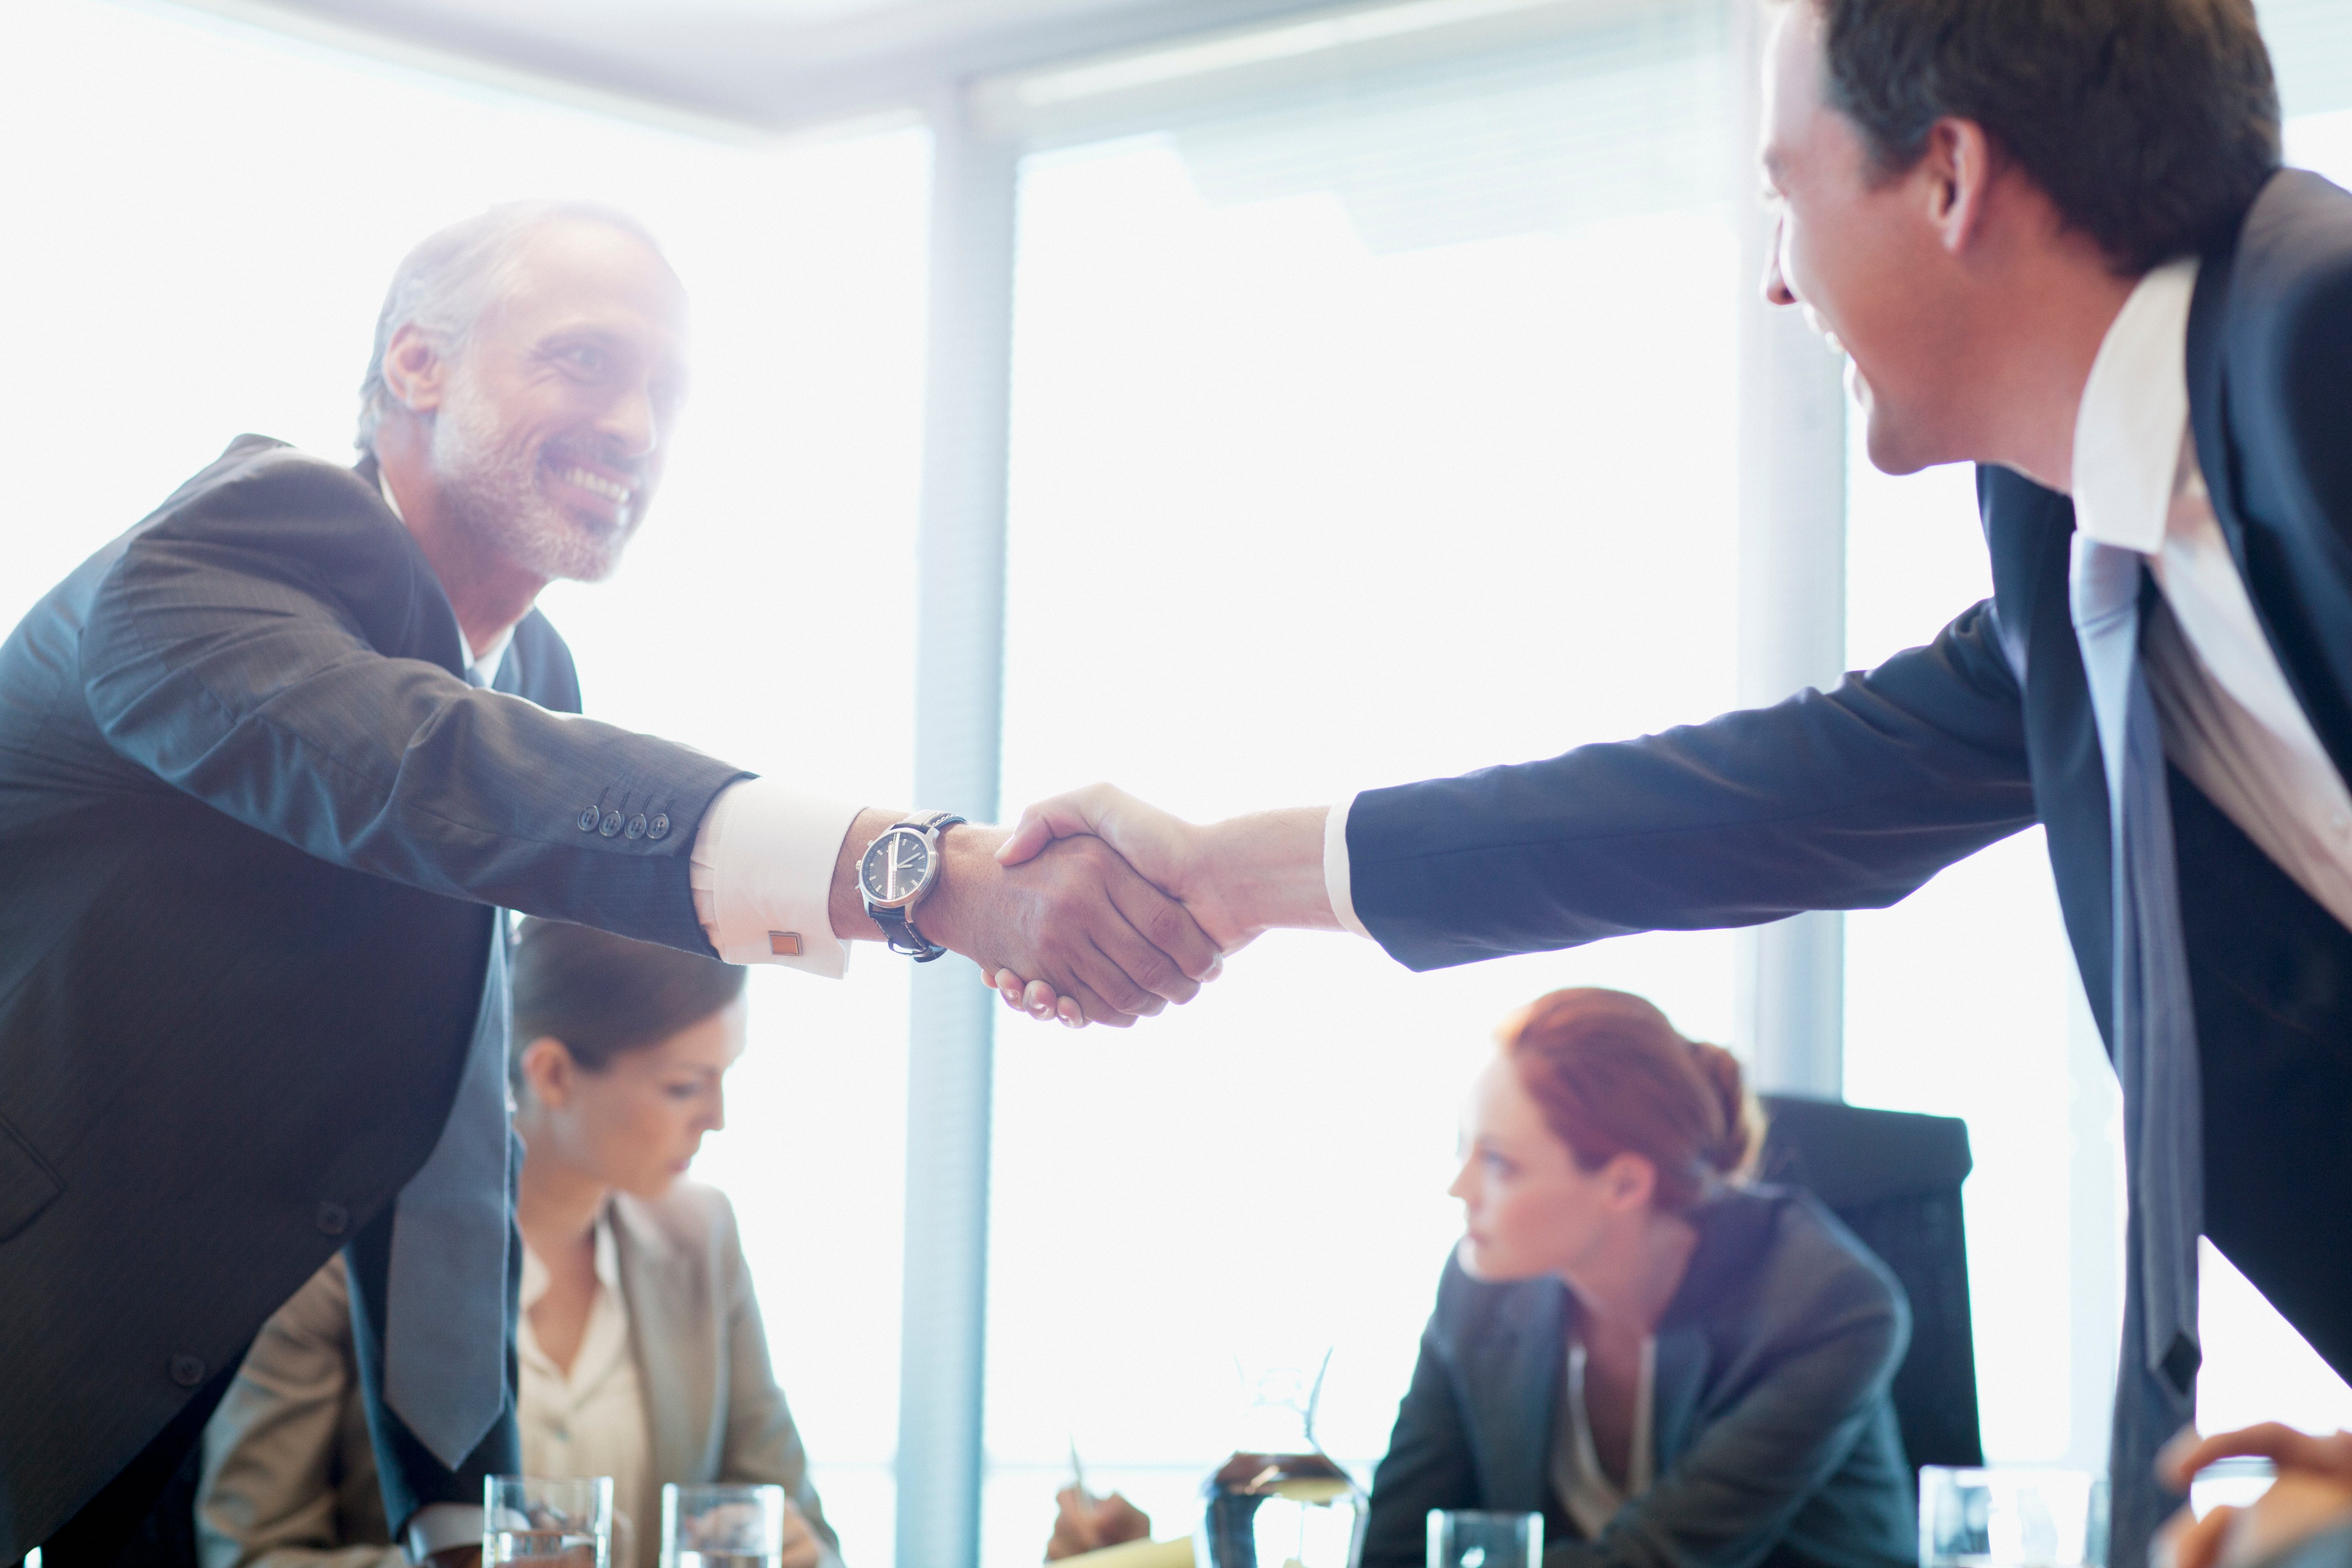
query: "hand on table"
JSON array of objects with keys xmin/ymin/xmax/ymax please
[
  {"xmin": 1045, "ymin": 1485, "xmax": 1153, "ymax": 1560},
  {"xmin": 2158, "ymin": 1424, "xmax": 2352, "ymax": 1568},
  {"xmin": 913, "ymin": 817, "xmax": 1223, "ymax": 1028}
]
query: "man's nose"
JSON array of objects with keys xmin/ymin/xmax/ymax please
[
  {"xmin": 599, "ymin": 377, "xmax": 663, "ymax": 458},
  {"xmin": 705, "ymin": 1086, "xmax": 725, "ymax": 1134}
]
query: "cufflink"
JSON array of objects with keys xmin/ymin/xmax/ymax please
[{"xmin": 769, "ymin": 931, "xmax": 803, "ymax": 957}]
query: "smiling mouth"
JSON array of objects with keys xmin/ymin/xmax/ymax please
[{"xmin": 551, "ymin": 462, "xmax": 633, "ymax": 507}]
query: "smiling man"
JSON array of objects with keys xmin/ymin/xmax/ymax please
[
  {"xmin": 989, "ymin": 2, "xmax": 2352, "ymax": 1560},
  {"xmin": 0, "ymin": 203, "xmax": 1219, "ymax": 1564}
]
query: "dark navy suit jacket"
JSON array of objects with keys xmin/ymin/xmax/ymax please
[
  {"xmin": 1364, "ymin": 1188, "xmax": 1913, "ymax": 1568},
  {"xmin": 1347, "ymin": 168, "xmax": 2352, "ymax": 1367},
  {"xmin": 0, "ymin": 438, "xmax": 746, "ymax": 1556}
]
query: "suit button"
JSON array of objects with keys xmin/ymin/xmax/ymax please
[
  {"xmin": 168, "ymin": 1354, "xmax": 206, "ymax": 1388},
  {"xmin": 577, "ymin": 807, "xmax": 600, "ymax": 832},
  {"xmin": 316, "ymin": 1202, "xmax": 348, "ymax": 1236},
  {"xmin": 625, "ymin": 814, "xmax": 647, "ymax": 840},
  {"xmin": 647, "ymin": 813, "xmax": 670, "ymax": 841},
  {"xmin": 600, "ymin": 810, "xmax": 623, "ymax": 837}
]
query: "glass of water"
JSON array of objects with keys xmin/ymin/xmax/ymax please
[
  {"xmin": 663, "ymin": 1482, "xmax": 788, "ymax": 1568},
  {"xmin": 1919, "ymin": 1467, "xmax": 2107, "ymax": 1568},
  {"xmin": 1428, "ymin": 1509, "xmax": 1545, "ymax": 1568},
  {"xmin": 486, "ymin": 1476, "xmax": 614, "ymax": 1568}
]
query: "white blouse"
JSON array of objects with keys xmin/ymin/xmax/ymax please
[
  {"xmin": 1551, "ymin": 1333, "xmax": 1657, "ymax": 1541},
  {"xmin": 518, "ymin": 1211, "xmax": 653, "ymax": 1562}
]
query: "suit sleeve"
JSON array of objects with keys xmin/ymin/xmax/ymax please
[
  {"xmin": 1548, "ymin": 1260, "xmax": 1908, "ymax": 1568},
  {"xmin": 1349, "ymin": 600, "xmax": 2036, "ymax": 969},
  {"xmin": 712, "ymin": 1199, "xmax": 845, "ymax": 1568},
  {"xmin": 195, "ymin": 1257, "xmax": 408, "ymax": 1568},
  {"xmin": 1363, "ymin": 1325, "xmax": 1489, "ymax": 1568},
  {"xmin": 79, "ymin": 458, "xmax": 746, "ymax": 955}
]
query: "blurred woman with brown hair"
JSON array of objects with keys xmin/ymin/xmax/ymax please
[{"xmin": 1361, "ymin": 987, "xmax": 1913, "ymax": 1568}]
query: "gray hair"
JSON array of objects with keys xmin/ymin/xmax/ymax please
[{"xmin": 354, "ymin": 199, "xmax": 668, "ymax": 452}]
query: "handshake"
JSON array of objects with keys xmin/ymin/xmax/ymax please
[{"xmin": 854, "ymin": 787, "xmax": 1339, "ymax": 1028}]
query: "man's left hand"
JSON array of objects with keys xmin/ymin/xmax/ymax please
[{"xmin": 2158, "ymin": 1425, "xmax": 2352, "ymax": 1568}]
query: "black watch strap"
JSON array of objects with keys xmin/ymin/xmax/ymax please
[{"xmin": 879, "ymin": 812, "xmax": 967, "ymax": 962}]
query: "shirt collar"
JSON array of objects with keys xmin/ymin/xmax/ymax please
[
  {"xmin": 518, "ymin": 1206, "xmax": 623, "ymax": 1312},
  {"xmin": 376, "ymin": 463, "xmax": 516, "ymax": 683},
  {"xmin": 2071, "ymin": 257, "xmax": 2200, "ymax": 554}
]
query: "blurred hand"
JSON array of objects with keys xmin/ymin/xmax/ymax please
[
  {"xmin": 919, "ymin": 819, "xmax": 1223, "ymax": 1028},
  {"xmin": 778, "ymin": 1498, "xmax": 825, "ymax": 1568},
  {"xmin": 1045, "ymin": 1486, "xmax": 1153, "ymax": 1560},
  {"xmin": 2157, "ymin": 1425, "xmax": 2352, "ymax": 1568}
]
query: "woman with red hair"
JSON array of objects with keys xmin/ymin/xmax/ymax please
[{"xmin": 1361, "ymin": 988, "xmax": 1914, "ymax": 1568}]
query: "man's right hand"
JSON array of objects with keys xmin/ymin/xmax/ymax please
[
  {"xmin": 832, "ymin": 808, "xmax": 1224, "ymax": 1028},
  {"xmin": 989, "ymin": 787, "xmax": 1339, "ymax": 1024}
]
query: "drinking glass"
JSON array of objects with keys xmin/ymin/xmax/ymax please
[
  {"xmin": 1428, "ymin": 1509, "xmax": 1545, "ymax": 1568},
  {"xmin": 663, "ymin": 1483, "xmax": 788, "ymax": 1568},
  {"xmin": 485, "ymin": 1476, "xmax": 614, "ymax": 1568},
  {"xmin": 1919, "ymin": 1467, "xmax": 2107, "ymax": 1568}
]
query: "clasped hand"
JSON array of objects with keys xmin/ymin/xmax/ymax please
[{"xmin": 912, "ymin": 815, "xmax": 1224, "ymax": 1027}]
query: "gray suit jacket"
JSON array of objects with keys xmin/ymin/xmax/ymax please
[
  {"xmin": 1363, "ymin": 1187, "xmax": 1914, "ymax": 1568},
  {"xmin": 197, "ymin": 1183, "xmax": 842, "ymax": 1568}
]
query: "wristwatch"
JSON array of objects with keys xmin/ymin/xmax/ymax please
[{"xmin": 857, "ymin": 810, "xmax": 967, "ymax": 961}]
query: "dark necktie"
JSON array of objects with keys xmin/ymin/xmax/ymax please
[
  {"xmin": 381, "ymin": 659, "xmax": 513, "ymax": 1468},
  {"xmin": 2073, "ymin": 536, "xmax": 2201, "ymax": 1562}
]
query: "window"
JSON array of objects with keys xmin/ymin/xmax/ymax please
[
  {"xmin": 0, "ymin": 3, "xmax": 930, "ymax": 1553},
  {"xmin": 988, "ymin": 6, "xmax": 1739, "ymax": 1558}
]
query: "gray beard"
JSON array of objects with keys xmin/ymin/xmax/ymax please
[{"xmin": 431, "ymin": 375, "xmax": 636, "ymax": 584}]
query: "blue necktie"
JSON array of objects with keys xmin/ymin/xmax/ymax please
[
  {"xmin": 2072, "ymin": 537, "xmax": 2201, "ymax": 1558},
  {"xmin": 382, "ymin": 662, "xmax": 513, "ymax": 1469}
]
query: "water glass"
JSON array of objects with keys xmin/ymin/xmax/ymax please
[
  {"xmin": 1919, "ymin": 1467, "xmax": 2106, "ymax": 1568},
  {"xmin": 486, "ymin": 1476, "xmax": 614, "ymax": 1568},
  {"xmin": 1428, "ymin": 1509, "xmax": 1545, "ymax": 1568},
  {"xmin": 663, "ymin": 1483, "xmax": 789, "ymax": 1568}
]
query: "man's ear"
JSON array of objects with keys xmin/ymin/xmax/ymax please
[
  {"xmin": 380, "ymin": 322, "xmax": 449, "ymax": 417},
  {"xmin": 1921, "ymin": 117, "xmax": 1998, "ymax": 257}
]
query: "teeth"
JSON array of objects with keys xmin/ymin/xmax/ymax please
[{"xmin": 557, "ymin": 465, "xmax": 630, "ymax": 504}]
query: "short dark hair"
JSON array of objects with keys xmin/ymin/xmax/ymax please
[
  {"xmin": 1813, "ymin": 0, "xmax": 2282, "ymax": 273},
  {"xmin": 510, "ymin": 917, "xmax": 745, "ymax": 1089}
]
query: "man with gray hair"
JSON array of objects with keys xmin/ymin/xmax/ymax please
[{"xmin": 0, "ymin": 201, "xmax": 1219, "ymax": 1563}]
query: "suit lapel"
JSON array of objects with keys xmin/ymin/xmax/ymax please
[
  {"xmin": 1981, "ymin": 465, "xmax": 2119, "ymax": 1047},
  {"xmin": 614, "ymin": 1196, "xmax": 718, "ymax": 1492},
  {"xmin": 1460, "ymin": 1280, "xmax": 1566, "ymax": 1510},
  {"xmin": 1650, "ymin": 1324, "xmax": 1710, "ymax": 1468}
]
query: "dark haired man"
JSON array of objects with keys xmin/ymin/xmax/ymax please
[
  {"xmin": 993, "ymin": 1, "xmax": 2352, "ymax": 1558},
  {"xmin": 0, "ymin": 204, "xmax": 1219, "ymax": 1563}
]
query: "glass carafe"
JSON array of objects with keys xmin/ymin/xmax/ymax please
[{"xmin": 1196, "ymin": 1354, "xmax": 1367, "ymax": 1568}]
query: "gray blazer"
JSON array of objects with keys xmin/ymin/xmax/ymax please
[
  {"xmin": 197, "ymin": 1183, "xmax": 841, "ymax": 1568},
  {"xmin": 1363, "ymin": 1186, "xmax": 1914, "ymax": 1568}
]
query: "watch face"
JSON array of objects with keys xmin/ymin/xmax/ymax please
[{"xmin": 861, "ymin": 827, "xmax": 933, "ymax": 907}]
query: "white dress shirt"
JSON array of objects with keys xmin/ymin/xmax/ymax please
[
  {"xmin": 2071, "ymin": 258, "xmax": 2352, "ymax": 933},
  {"xmin": 516, "ymin": 1213, "xmax": 653, "ymax": 1560},
  {"xmin": 1323, "ymin": 258, "xmax": 2352, "ymax": 942}
]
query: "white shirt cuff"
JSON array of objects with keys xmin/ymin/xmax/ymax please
[
  {"xmin": 1324, "ymin": 794, "xmax": 1373, "ymax": 941},
  {"xmin": 406, "ymin": 1504, "xmax": 482, "ymax": 1562},
  {"xmin": 690, "ymin": 777, "xmax": 864, "ymax": 977}
]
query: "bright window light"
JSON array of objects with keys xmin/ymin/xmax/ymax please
[{"xmin": 987, "ymin": 13, "xmax": 1737, "ymax": 1558}]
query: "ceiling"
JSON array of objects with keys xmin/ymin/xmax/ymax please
[{"xmin": 232, "ymin": 0, "xmax": 1348, "ymax": 130}]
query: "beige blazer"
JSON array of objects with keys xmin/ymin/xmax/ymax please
[{"xmin": 196, "ymin": 1183, "xmax": 843, "ymax": 1568}]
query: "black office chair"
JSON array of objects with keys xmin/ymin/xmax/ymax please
[{"xmin": 1759, "ymin": 1093, "xmax": 1984, "ymax": 1470}]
